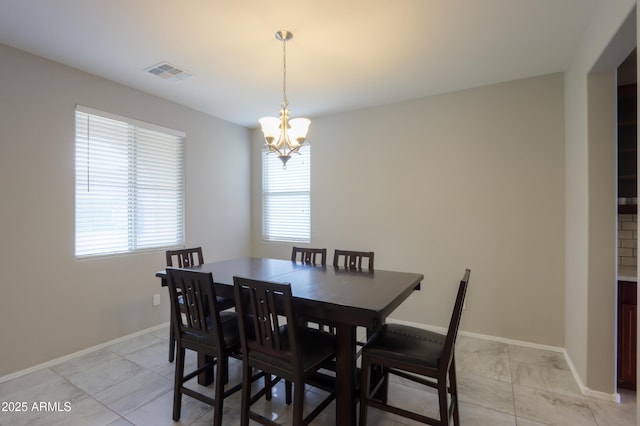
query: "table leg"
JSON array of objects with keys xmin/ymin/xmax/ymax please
[
  {"xmin": 197, "ymin": 353, "xmax": 214, "ymax": 385},
  {"xmin": 335, "ymin": 323, "xmax": 357, "ymax": 426}
]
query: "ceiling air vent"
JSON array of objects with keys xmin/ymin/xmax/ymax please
[{"xmin": 144, "ymin": 62, "xmax": 192, "ymax": 82}]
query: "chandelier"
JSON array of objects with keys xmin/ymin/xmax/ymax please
[{"xmin": 259, "ymin": 30, "xmax": 310, "ymax": 168}]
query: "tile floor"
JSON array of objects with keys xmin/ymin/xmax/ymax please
[{"xmin": 0, "ymin": 325, "xmax": 636, "ymax": 425}]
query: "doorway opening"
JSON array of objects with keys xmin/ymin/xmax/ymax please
[{"xmin": 616, "ymin": 48, "xmax": 637, "ymax": 396}]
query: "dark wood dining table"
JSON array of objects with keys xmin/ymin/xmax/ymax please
[{"xmin": 156, "ymin": 257, "xmax": 423, "ymax": 426}]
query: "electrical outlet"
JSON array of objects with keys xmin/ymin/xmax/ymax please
[{"xmin": 152, "ymin": 294, "xmax": 161, "ymax": 307}]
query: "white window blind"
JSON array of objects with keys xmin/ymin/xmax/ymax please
[
  {"xmin": 262, "ymin": 145, "xmax": 311, "ymax": 242},
  {"xmin": 75, "ymin": 106, "xmax": 185, "ymax": 258}
]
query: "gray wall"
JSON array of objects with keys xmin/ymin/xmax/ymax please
[
  {"xmin": 0, "ymin": 43, "xmax": 251, "ymax": 377},
  {"xmin": 251, "ymin": 73, "xmax": 567, "ymax": 348}
]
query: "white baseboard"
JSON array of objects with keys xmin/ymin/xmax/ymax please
[
  {"xmin": 0, "ymin": 322, "xmax": 170, "ymax": 384},
  {"xmin": 386, "ymin": 318, "xmax": 620, "ymax": 402}
]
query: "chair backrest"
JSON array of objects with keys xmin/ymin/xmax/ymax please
[
  {"xmin": 166, "ymin": 268, "xmax": 225, "ymax": 347},
  {"xmin": 233, "ymin": 276, "xmax": 301, "ymax": 368},
  {"xmin": 291, "ymin": 247, "xmax": 327, "ymax": 266},
  {"xmin": 333, "ymin": 249, "xmax": 374, "ymax": 271},
  {"xmin": 166, "ymin": 247, "xmax": 204, "ymax": 268},
  {"xmin": 440, "ymin": 269, "xmax": 471, "ymax": 370}
]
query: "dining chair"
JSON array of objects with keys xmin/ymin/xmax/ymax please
[
  {"xmin": 358, "ymin": 269, "xmax": 471, "ymax": 426},
  {"xmin": 166, "ymin": 246, "xmax": 205, "ymax": 268},
  {"xmin": 166, "ymin": 268, "xmax": 262, "ymax": 426},
  {"xmin": 291, "ymin": 246, "xmax": 332, "ymax": 332},
  {"xmin": 233, "ymin": 276, "xmax": 337, "ymax": 426},
  {"xmin": 333, "ymin": 249, "xmax": 375, "ymax": 271},
  {"xmin": 291, "ymin": 246, "xmax": 327, "ymax": 266},
  {"xmin": 333, "ymin": 249, "xmax": 376, "ymax": 346},
  {"xmin": 165, "ymin": 247, "xmax": 236, "ymax": 362}
]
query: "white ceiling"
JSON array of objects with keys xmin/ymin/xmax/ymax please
[{"xmin": 0, "ymin": 0, "xmax": 600, "ymax": 127}]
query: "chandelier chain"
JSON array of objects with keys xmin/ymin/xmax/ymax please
[{"xmin": 282, "ymin": 37, "xmax": 288, "ymax": 109}]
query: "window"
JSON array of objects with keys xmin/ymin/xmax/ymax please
[
  {"xmin": 262, "ymin": 145, "xmax": 310, "ymax": 242},
  {"xmin": 75, "ymin": 106, "xmax": 185, "ymax": 258}
]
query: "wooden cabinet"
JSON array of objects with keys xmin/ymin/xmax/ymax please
[
  {"xmin": 618, "ymin": 83, "xmax": 637, "ymax": 214},
  {"xmin": 617, "ymin": 280, "xmax": 637, "ymax": 390}
]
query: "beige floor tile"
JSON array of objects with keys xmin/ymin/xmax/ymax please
[
  {"xmin": 122, "ymin": 340, "xmax": 172, "ymax": 371},
  {"xmin": 151, "ymin": 348, "xmax": 200, "ymax": 378},
  {"xmin": 0, "ymin": 397, "xmax": 119, "ymax": 426},
  {"xmin": 586, "ymin": 390, "xmax": 636, "ymax": 426},
  {"xmin": 384, "ymin": 380, "xmax": 441, "ymax": 420},
  {"xmin": 107, "ymin": 333, "xmax": 166, "ymax": 357},
  {"xmin": 149, "ymin": 324, "xmax": 171, "ymax": 341},
  {"xmin": 0, "ymin": 368, "xmax": 61, "ymax": 397},
  {"xmin": 124, "ymin": 389, "xmax": 210, "ymax": 426},
  {"xmin": 457, "ymin": 370, "xmax": 516, "ymax": 415},
  {"xmin": 107, "ymin": 418, "xmax": 135, "ymax": 426},
  {"xmin": 61, "ymin": 356, "xmax": 146, "ymax": 396},
  {"xmin": 456, "ymin": 335, "xmax": 512, "ymax": 382},
  {"xmin": 40, "ymin": 397, "xmax": 121, "ymax": 426},
  {"xmin": 0, "ymin": 369, "xmax": 87, "ymax": 407},
  {"xmin": 459, "ymin": 401, "xmax": 516, "ymax": 425},
  {"xmin": 2, "ymin": 328, "xmax": 636, "ymax": 425},
  {"xmin": 510, "ymin": 360, "xmax": 582, "ymax": 397},
  {"xmin": 513, "ymin": 384, "xmax": 597, "ymax": 426},
  {"xmin": 51, "ymin": 349, "xmax": 122, "ymax": 378},
  {"xmin": 508, "ymin": 345, "xmax": 567, "ymax": 370},
  {"xmin": 515, "ymin": 417, "xmax": 550, "ymax": 426},
  {"xmin": 93, "ymin": 370, "xmax": 173, "ymax": 416}
]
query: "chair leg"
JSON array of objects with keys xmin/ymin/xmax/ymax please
[
  {"xmin": 285, "ymin": 380, "xmax": 292, "ymax": 405},
  {"xmin": 221, "ymin": 356, "xmax": 229, "ymax": 385},
  {"xmin": 437, "ymin": 373, "xmax": 449, "ymax": 426},
  {"xmin": 370, "ymin": 364, "xmax": 389, "ymax": 403},
  {"xmin": 292, "ymin": 380, "xmax": 305, "ymax": 426},
  {"xmin": 172, "ymin": 346, "xmax": 185, "ymax": 421},
  {"xmin": 168, "ymin": 322, "xmax": 175, "ymax": 362},
  {"xmin": 381, "ymin": 366, "xmax": 390, "ymax": 404},
  {"xmin": 213, "ymin": 359, "xmax": 225, "ymax": 426},
  {"xmin": 240, "ymin": 363, "xmax": 251, "ymax": 426},
  {"xmin": 449, "ymin": 356, "xmax": 460, "ymax": 426},
  {"xmin": 359, "ymin": 356, "xmax": 371, "ymax": 426},
  {"xmin": 265, "ymin": 373, "xmax": 272, "ymax": 401}
]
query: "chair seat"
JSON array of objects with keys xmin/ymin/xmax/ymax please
[
  {"xmin": 216, "ymin": 296, "xmax": 236, "ymax": 311},
  {"xmin": 249, "ymin": 325, "xmax": 336, "ymax": 377},
  {"xmin": 182, "ymin": 311, "xmax": 240, "ymax": 349},
  {"xmin": 363, "ymin": 324, "xmax": 445, "ymax": 369}
]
